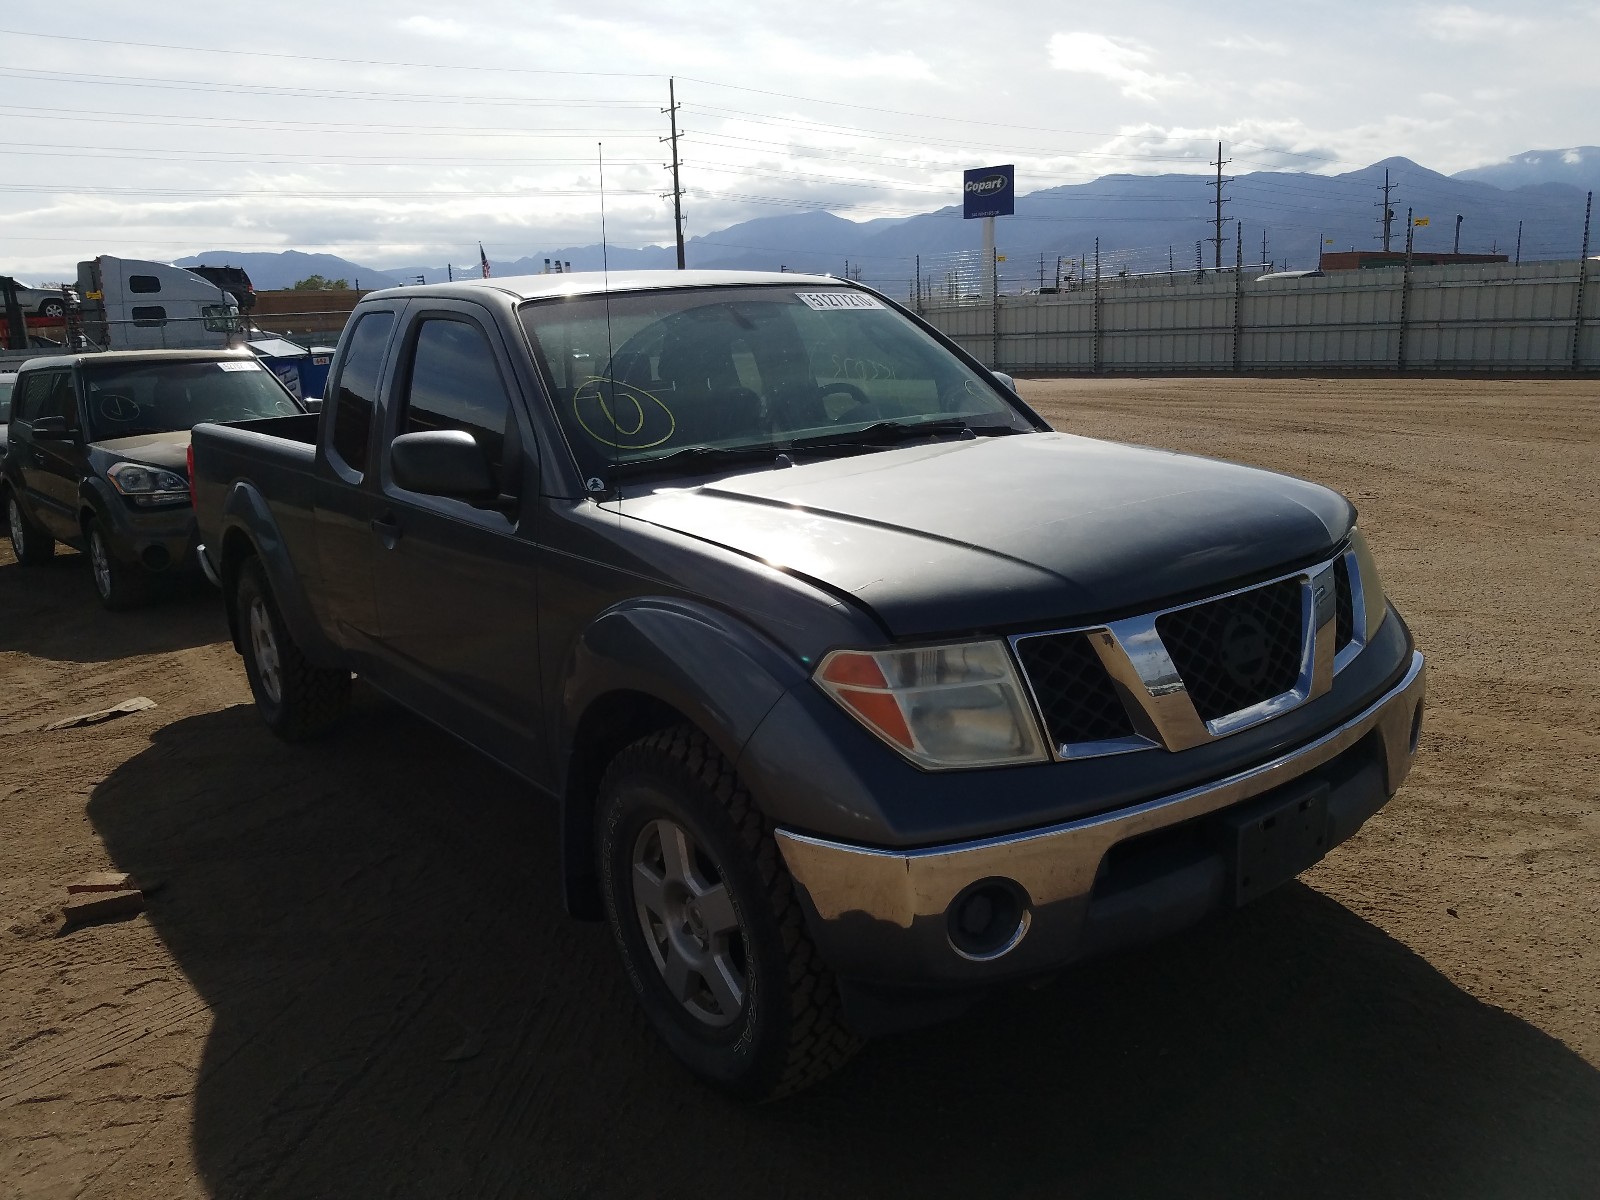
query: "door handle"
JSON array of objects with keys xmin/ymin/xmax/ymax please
[{"xmin": 370, "ymin": 512, "xmax": 402, "ymax": 549}]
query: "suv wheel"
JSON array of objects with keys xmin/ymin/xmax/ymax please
[
  {"xmin": 39, "ymin": 298, "xmax": 66, "ymax": 320},
  {"xmin": 86, "ymin": 519, "xmax": 148, "ymax": 609},
  {"xmin": 235, "ymin": 557, "xmax": 351, "ymax": 740},
  {"xmin": 597, "ymin": 725, "xmax": 860, "ymax": 1101},
  {"xmin": 6, "ymin": 493, "xmax": 55, "ymax": 565}
]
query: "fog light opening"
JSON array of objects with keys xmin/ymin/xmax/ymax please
[
  {"xmin": 141, "ymin": 544, "xmax": 171, "ymax": 572},
  {"xmin": 947, "ymin": 878, "xmax": 1031, "ymax": 962},
  {"xmin": 1409, "ymin": 702, "xmax": 1424, "ymax": 755}
]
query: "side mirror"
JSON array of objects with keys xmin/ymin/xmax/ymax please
[
  {"xmin": 390, "ymin": 430, "xmax": 500, "ymax": 506},
  {"xmin": 991, "ymin": 371, "xmax": 1018, "ymax": 393},
  {"xmin": 31, "ymin": 415, "xmax": 75, "ymax": 440},
  {"xmin": 301, "ymin": 397, "xmax": 323, "ymax": 414}
]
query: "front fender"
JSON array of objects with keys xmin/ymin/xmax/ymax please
[
  {"xmin": 561, "ymin": 596, "xmax": 810, "ymax": 776},
  {"xmin": 555, "ymin": 597, "xmax": 812, "ymax": 917},
  {"xmin": 216, "ymin": 481, "xmax": 339, "ymax": 667}
]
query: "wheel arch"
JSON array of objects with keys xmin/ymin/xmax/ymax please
[
  {"xmin": 213, "ymin": 480, "xmax": 341, "ymax": 668},
  {"xmin": 555, "ymin": 599, "xmax": 810, "ymax": 921}
]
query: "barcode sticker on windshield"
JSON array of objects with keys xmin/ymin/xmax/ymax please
[
  {"xmin": 217, "ymin": 360, "xmax": 262, "ymax": 371},
  {"xmin": 795, "ymin": 292, "xmax": 884, "ymax": 311}
]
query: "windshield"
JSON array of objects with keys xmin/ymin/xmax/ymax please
[
  {"xmin": 0, "ymin": 376, "xmax": 14, "ymax": 422},
  {"xmin": 518, "ymin": 285, "xmax": 1032, "ymax": 476},
  {"xmin": 80, "ymin": 359, "xmax": 300, "ymax": 441}
]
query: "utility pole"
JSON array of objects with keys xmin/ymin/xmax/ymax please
[
  {"xmin": 1454, "ymin": 214, "xmax": 1464, "ymax": 254},
  {"xmin": 1261, "ymin": 228, "xmax": 1269, "ymax": 272},
  {"xmin": 1209, "ymin": 142, "xmax": 1232, "ymax": 270},
  {"xmin": 662, "ymin": 78, "xmax": 686, "ymax": 269},
  {"xmin": 1039, "ymin": 252, "xmax": 1046, "ymax": 291},
  {"xmin": 1573, "ymin": 191, "xmax": 1592, "ymax": 372},
  {"xmin": 1233, "ymin": 223, "xmax": 1244, "ymax": 371},
  {"xmin": 1515, "ymin": 220, "xmax": 1523, "ymax": 266},
  {"xmin": 1398, "ymin": 208, "xmax": 1416, "ymax": 370},
  {"xmin": 1377, "ymin": 169, "xmax": 1396, "ymax": 252},
  {"xmin": 1194, "ymin": 240, "xmax": 1203, "ymax": 283}
]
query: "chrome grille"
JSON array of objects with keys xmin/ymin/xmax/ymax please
[
  {"xmin": 1013, "ymin": 632, "xmax": 1136, "ymax": 747},
  {"xmin": 1155, "ymin": 578, "xmax": 1305, "ymax": 723}
]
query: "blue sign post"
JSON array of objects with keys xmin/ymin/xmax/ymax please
[
  {"xmin": 963, "ymin": 164, "xmax": 1015, "ymax": 220},
  {"xmin": 964, "ymin": 165, "xmax": 1013, "ymax": 340}
]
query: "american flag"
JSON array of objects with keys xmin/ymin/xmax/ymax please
[{"xmin": 479, "ymin": 243, "xmax": 491, "ymax": 279}]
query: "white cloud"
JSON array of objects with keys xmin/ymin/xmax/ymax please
[
  {"xmin": 1046, "ymin": 32, "xmax": 1184, "ymax": 100},
  {"xmin": 1210, "ymin": 35, "xmax": 1289, "ymax": 55},
  {"xmin": 1424, "ymin": 5, "xmax": 1533, "ymax": 42}
]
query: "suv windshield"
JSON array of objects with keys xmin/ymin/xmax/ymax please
[
  {"xmin": 518, "ymin": 285, "xmax": 1032, "ymax": 477},
  {"xmin": 80, "ymin": 359, "xmax": 299, "ymax": 441}
]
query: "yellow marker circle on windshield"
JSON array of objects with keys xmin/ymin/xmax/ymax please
[{"xmin": 572, "ymin": 377, "xmax": 676, "ymax": 450}]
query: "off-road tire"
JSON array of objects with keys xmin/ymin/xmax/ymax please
[
  {"xmin": 6, "ymin": 491, "xmax": 55, "ymax": 565},
  {"xmin": 234, "ymin": 556, "xmax": 351, "ymax": 741},
  {"xmin": 86, "ymin": 519, "xmax": 149, "ymax": 610},
  {"xmin": 597, "ymin": 724, "xmax": 861, "ymax": 1101}
]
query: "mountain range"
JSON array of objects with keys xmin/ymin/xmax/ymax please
[{"xmin": 178, "ymin": 146, "xmax": 1599, "ymax": 296}]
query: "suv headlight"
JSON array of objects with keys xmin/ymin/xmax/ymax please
[
  {"xmin": 1348, "ymin": 527, "xmax": 1387, "ymax": 639},
  {"xmin": 106, "ymin": 461, "xmax": 189, "ymax": 506},
  {"xmin": 815, "ymin": 640, "xmax": 1048, "ymax": 769}
]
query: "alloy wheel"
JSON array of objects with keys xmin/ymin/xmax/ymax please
[
  {"xmin": 631, "ymin": 817, "xmax": 748, "ymax": 1028},
  {"xmin": 89, "ymin": 530, "xmax": 113, "ymax": 599},
  {"xmin": 248, "ymin": 596, "xmax": 283, "ymax": 705},
  {"xmin": 8, "ymin": 499, "xmax": 26, "ymax": 555}
]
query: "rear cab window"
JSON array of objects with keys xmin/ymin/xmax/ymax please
[{"xmin": 325, "ymin": 310, "xmax": 396, "ymax": 478}]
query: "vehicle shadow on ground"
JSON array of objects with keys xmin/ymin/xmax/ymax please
[
  {"xmin": 0, "ymin": 553, "xmax": 225, "ymax": 663},
  {"xmin": 88, "ymin": 701, "xmax": 1600, "ymax": 1200}
]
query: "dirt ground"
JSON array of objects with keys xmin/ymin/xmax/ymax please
[{"xmin": 2, "ymin": 376, "xmax": 1597, "ymax": 1199}]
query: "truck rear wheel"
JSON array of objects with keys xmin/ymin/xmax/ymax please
[
  {"xmin": 597, "ymin": 725, "xmax": 860, "ymax": 1101},
  {"xmin": 235, "ymin": 557, "xmax": 351, "ymax": 741},
  {"xmin": 6, "ymin": 493, "xmax": 55, "ymax": 565}
]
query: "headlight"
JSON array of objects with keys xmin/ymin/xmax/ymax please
[
  {"xmin": 1348, "ymin": 527, "xmax": 1387, "ymax": 639},
  {"xmin": 106, "ymin": 461, "xmax": 189, "ymax": 506},
  {"xmin": 815, "ymin": 640, "xmax": 1048, "ymax": 769}
]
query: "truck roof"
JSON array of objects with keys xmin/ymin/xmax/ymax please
[
  {"xmin": 15, "ymin": 348, "xmax": 255, "ymax": 372},
  {"xmin": 359, "ymin": 269, "xmax": 846, "ymax": 304}
]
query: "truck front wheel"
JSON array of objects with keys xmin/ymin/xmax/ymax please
[
  {"xmin": 235, "ymin": 557, "xmax": 351, "ymax": 741},
  {"xmin": 597, "ymin": 725, "xmax": 860, "ymax": 1101}
]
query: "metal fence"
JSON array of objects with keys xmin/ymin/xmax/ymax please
[{"xmin": 920, "ymin": 260, "xmax": 1600, "ymax": 373}]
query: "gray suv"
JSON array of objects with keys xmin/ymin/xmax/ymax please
[{"xmin": 3, "ymin": 350, "xmax": 304, "ymax": 607}]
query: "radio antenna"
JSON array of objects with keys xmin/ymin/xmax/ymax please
[{"xmin": 599, "ymin": 141, "xmax": 620, "ymax": 508}]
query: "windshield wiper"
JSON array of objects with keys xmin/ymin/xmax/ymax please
[
  {"xmin": 789, "ymin": 417, "xmax": 1026, "ymax": 452},
  {"xmin": 610, "ymin": 442, "xmax": 786, "ymax": 479}
]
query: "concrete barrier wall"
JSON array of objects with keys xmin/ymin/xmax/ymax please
[{"xmin": 922, "ymin": 261, "xmax": 1600, "ymax": 373}]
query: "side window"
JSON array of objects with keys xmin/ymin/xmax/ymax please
[
  {"xmin": 398, "ymin": 318, "xmax": 511, "ymax": 482},
  {"xmin": 130, "ymin": 305, "xmax": 167, "ymax": 327},
  {"xmin": 15, "ymin": 373, "xmax": 48, "ymax": 421},
  {"xmin": 327, "ymin": 311, "xmax": 394, "ymax": 476},
  {"xmin": 128, "ymin": 275, "xmax": 162, "ymax": 294},
  {"xmin": 31, "ymin": 373, "xmax": 78, "ymax": 427}
]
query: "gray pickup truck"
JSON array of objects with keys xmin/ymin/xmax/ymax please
[{"xmin": 190, "ymin": 271, "xmax": 1426, "ymax": 1100}]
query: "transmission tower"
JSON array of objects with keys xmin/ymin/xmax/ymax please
[
  {"xmin": 1376, "ymin": 168, "xmax": 1397, "ymax": 252},
  {"xmin": 1208, "ymin": 142, "xmax": 1233, "ymax": 270}
]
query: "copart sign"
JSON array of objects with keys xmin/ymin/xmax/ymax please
[{"xmin": 963, "ymin": 164, "xmax": 1015, "ymax": 219}]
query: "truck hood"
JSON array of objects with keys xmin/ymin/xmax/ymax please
[{"xmin": 617, "ymin": 432, "xmax": 1354, "ymax": 637}]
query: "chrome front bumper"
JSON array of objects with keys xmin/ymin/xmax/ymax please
[{"xmin": 776, "ymin": 650, "xmax": 1425, "ymax": 984}]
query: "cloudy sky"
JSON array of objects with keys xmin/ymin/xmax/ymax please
[{"xmin": 3, "ymin": 0, "xmax": 1595, "ymax": 280}]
